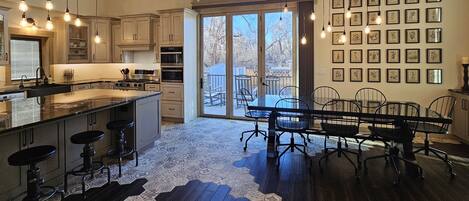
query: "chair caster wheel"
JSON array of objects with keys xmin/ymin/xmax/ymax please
[
  {"xmin": 243, "ymin": 147, "xmax": 247, "ymax": 152},
  {"xmin": 240, "ymin": 137, "xmax": 243, "ymax": 142}
]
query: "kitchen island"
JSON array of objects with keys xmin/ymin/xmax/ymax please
[{"xmin": 0, "ymin": 89, "xmax": 161, "ymax": 200}]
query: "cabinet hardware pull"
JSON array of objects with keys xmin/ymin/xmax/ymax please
[
  {"xmin": 5, "ymin": 52, "xmax": 8, "ymax": 61},
  {"xmin": 30, "ymin": 129, "xmax": 34, "ymax": 144},
  {"xmin": 22, "ymin": 132, "xmax": 27, "ymax": 147},
  {"xmin": 169, "ymin": 108, "xmax": 175, "ymax": 111}
]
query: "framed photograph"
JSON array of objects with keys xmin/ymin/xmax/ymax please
[
  {"xmin": 332, "ymin": 0, "xmax": 345, "ymax": 8},
  {"xmin": 387, "ymin": 68, "xmax": 401, "ymax": 83},
  {"xmin": 426, "ymin": 0, "xmax": 441, "ymax": 3},
  {"xmin": 405, "ymin": 0, "xmax": 419, "ymax": 4},
  {"xmin": 332, "ymin": 68, "xmax": 345, "ymax": 82},
  {"xmin": 367, "ymin": 0, "xmax": 380, "ymax": 6},
  {"xmin": 386, "ymin": 0, "xmax": 400, "ymax": 5},
  {"xmin": 368, "ymin": 68, "xmax": 381, "ymax": 83},
  {"xmin": 351, "ymin": 0, "xmax": 362, "ymax": 7},
  {"xmin": 350, "ymin": 68, "xmax": 363, "ymax": 82},
  {"xmin": 332, "ymin": 50, "xmax": 345, "ymax": 63},
  {"xmin": 332, "ymin": 13, "xmax": 345, "ymax": 27},
  {"xmin": 386, "ymin": 29, "xmax": 400, "ymax": 44},
  {"xmin": 367, "ymin": 30, "xmax": 381, "ymax": 44},
  {"xmin": 427, "ymin": 48, "xmax": 442, "ymax": 63},
  {"xmin": 350, "ymin": 49, "xmax": 363, "ymax": 63},
  {"xmin": 406, "ymin": 69, "xmax": 421, "ymax": 83},
  {"xmin": 387, "ymin": 49, "xmax": 401, "ymax": 63},
  {"xmin": 405, "ymin": 9, "xmax": 420, "ymax": 24},
  {"xmin": 368, "ymin": 11, "xmax": 381, "ymax": 25},
  {"xmin": 350, "ymin": 12, "xmax": 363, "ymax": 26},
  {"xmin": 426, "ymin": 28, "xmax": 442, "ymax": 43},
  {"xmin": 332, "ymin": 31, "xmax": 344, "ymax": 45},
  {"xmin": 406, "ymin": 49, "xmax": 420, "ymax": 63},
  {"xmin": 405, "ymin": 29, "xmax": 420, "ymax": 43},
  {"xmin": 427, "ymin": 69, "xmax": 443, "ymax": 84},
  {"xmin": 350, "ymin": 31, "xmax": 363, "ymax": 45},
  {"xmin": 367, "ymin": 49, "xmax": 381, "ymax": 63},
  {"xmin": 426, "ymin": 7, "xmax": 442, "ymax": 23},
  {"xmin": 386, "ymin": 10, "xmax": 400, "ymax": 24}
]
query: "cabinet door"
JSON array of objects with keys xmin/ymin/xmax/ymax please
[
  {"xmin": 31, "ymin": 123, "xmax": 63, "ymax": 180},
  {"xmin": 92, "ymin": 20, "xmax": 111, "ymax": 63},
  {"xmin": 135, "ymin": 17, "xmax": 151, "ymax": 44},
  {"xmin": 64, "ymin": 116, "xmax": 88, "ymax": 170},
  {"xmin": 136, "ymin": 96, "xmax": 160, "ymax": 150},
  {"xmin": 0, "ymin": 10, "xmax": 9, "ymax": 65},
  {"xmin": 453, "ymin": 96, "xmax": 469, "ymax": 141},
  {"xmin": 121, "ymin": 19, "xmax": 136, "ymax": 44},
  {"xmin": 171, "ymin": 13, "xmax": 184, "ymax": 45},
  {"xmin": 159, "ymin": 14, "xmax": 172, "ymax": 46},
  {"xmin": 0, "ymin": 133, "xmax": 23, "ymax": 199},
  {"xmin": 93, "ymin": 110, "xmax": 113, "ymax": 157},
  {"xmin": 112, "ymin": 24, "xmax": 123, "ymax": 62}
]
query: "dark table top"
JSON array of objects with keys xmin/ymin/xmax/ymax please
[
  {"xmin": 247, "ymin": 95, "xmax": 452, "ymax": 124},
  {"xmin": 0, "ymin": 89, "xmax": 161, "ymax": 134}
]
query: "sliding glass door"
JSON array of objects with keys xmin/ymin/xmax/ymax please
[{"xmin": 201, "ymin": 10, "xmax": 296, "ymax": 118}]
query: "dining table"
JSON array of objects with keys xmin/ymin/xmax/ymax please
[{"xmin": 247, "ymin": 95, "xmax": 453, "ymax": 177}]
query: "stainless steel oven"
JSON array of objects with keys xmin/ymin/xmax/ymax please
[
  {"xmin": 160, "ymin": 47, "xmax": 183, "ymax": 67},
  {"xmin": 161, "ymin": 67, "xmax": 183, "ymax": 83}
]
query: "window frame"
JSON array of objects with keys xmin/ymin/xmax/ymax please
[{"xmin": 10, "ymin": 37, "xmax": 43, "ymax": 81}]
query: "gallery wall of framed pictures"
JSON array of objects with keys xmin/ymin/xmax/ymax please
[{"xmin": 329, "ymin": 0, "xmax": 443, "ymax": 85}]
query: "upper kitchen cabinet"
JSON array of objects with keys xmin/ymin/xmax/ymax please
[
  {"xmin": 88, "ymin": 17, "xmax": 114, "ymax": 63},
  {"xmin": 0, "ymin": 7, "xmax": 10, "ymax": 65},
  {"xmin": 111, "ymin": 21, "xmax": 123, "ymax": 63},
  {"xmin": 54, "ymin": 19, "xmax": 91, "ymax": 64},
  {"xmin": 159, "ymin": 11, "xmax": 183, "ymax": 46},
  {"xmin": 119, "ymin": 14, "xmax": 157, "ymax": 51}
]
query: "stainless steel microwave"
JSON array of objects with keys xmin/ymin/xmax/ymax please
[
  {"xmin": 161, "ymin": 67, "xmax": 183, "ymax": 83},
  {"xmin": 160, "ymin": 47, "xmax": 183, "ymax": 67}
]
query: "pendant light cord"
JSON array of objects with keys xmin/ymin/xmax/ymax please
[
  {"xmin": 322, "ymin": 0, "xmax": 325, "ymax": 28},
  {"xmin": 76, "ymin": 0, "xmax": 79, "ymax": 17}
]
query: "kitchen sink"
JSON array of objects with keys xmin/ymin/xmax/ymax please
[{"xmin": 24, "ymin": 84, "xmax": 72, "ymax": 98}]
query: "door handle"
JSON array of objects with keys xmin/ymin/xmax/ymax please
[{"xmin": 30, "ymin": 129, "xmax": 34, "ymax": 145}]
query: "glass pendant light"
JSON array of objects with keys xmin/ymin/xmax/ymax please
[
  {"xmin": 301, "ymin": 35, "xmax": 307, "ymax": 45},
  {"xmin": 320, "ymin": 0, "xmax": 326, "ymax": 39},
  {"xmin": 340, "ymin": 31, "xmax": 347, "ymax": 43},
  {"xmin": 19, "ymin": 0, "xmax": 28, "ymax": 12},
  {"xmin": 94, "ymin": 0, "xmax": 101, "ymax": 44},
  {"xmin": 326, "ymin": 0, "xmax": 332, "ymax": 32},
  {"xmin": 283, "ymin": 0, "xmax": 288, "ymax": 13},
  {"xmin": 364, "ymin": 2, "xmax": 370, "ymax": 34},
  {"xmin": 310, "ymin": 3, "xmax": 316, "ymax": 21},
  {"xmin": 46, "ymin": 13, "xmax": 53, "ymax": 30},
  {"xmin": 320, "ymin": 27, "xmax": 326, "ymax": 39},
  {"xmin": 45, "ymin": 0, "xmax": 53, "ymax": 10},
  {"xmin": 301, "ymin": 14, "xmax": 307, "ymax": 45},
  {"xmin": 64, "ymin": 0, "xmax": 71, "ymax": 22},
  {"xmin": 20, "ymin": 12, "xmax": 28, "ymax": 27},
  {"xmin": 345, "ymin": 0, "xmax": 352, "ymax": 19},
  {"xmin": 74, "ymin": 0, "xmax": 81, "ymax": 27}
]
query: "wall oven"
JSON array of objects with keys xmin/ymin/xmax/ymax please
[
  {"xmin": 161, "ymin": 67, "xmax": 183, "ymax": 83},
  {"xmin": 160, "ymin": 47, "xmax": 183, "ymax": 67}
]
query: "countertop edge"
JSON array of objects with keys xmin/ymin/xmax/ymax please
[{"xmin": 449, "ymin": 89, "xmax": 469, "ymax": 96}]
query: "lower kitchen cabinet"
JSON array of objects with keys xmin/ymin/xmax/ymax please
[
  {"xmin": 452, "ymin": 92, "xmax": 469, "ymax": 143},
  {"xmin": 0, "ymin": 132, "xmax": 24, "ymax": 200},
  {"xmin": 161, "ymin": 100, "xmax": 183, "ymax": 118},
  {"xmin": 31, "ymin": 123, "xmax": 64, "ymax": 181},
  {"xmin": 135, "ymin": 95, "xmax": 161, "ymax": 150},
  {"xmin": 91, "ymin": 110, "xmax": 113, "ymax": 156},
  {"xmin": 64, "ymin": 115, "xmax": 89, "ymax": 171}
]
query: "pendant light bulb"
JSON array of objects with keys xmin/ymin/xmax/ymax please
[
  {"xmin": 340, "ymin": 32, "xmax": 347, "ymax": 43},
  {"xmin": 346, "ymin": 10, "xmax": 352, "ymax": 19},
  {"xmin": 364, "ymin": 25, "xmax": 371, "ymax": 34},
  {"xmin": 310, "ymin": 12, "xmax": 316, "ymax": 21},
  {"xmin": 94, "ymin": 33, "xmax": 101, "ymax": 44},
  {"xmin": 320, "ymin": 28, "xmax": 326, "ymax": 39},
  {"xmin": 46, "ymin": 16, "xmax": 53, "ymax": 30},
  {"xmin": 326, "ymin": 22, "xmax": 332, "ymax": 32},
  {"xmin": 376, "ymin": 15, "xmax": 382, "ymax": 25},
  {"xmin": 45, "ymin": 0, "xmax": 53, "ymax": 10},
  {"xmin": 19, "ymin": 0, "xmax": 28, "ymax": 12},
  {"xmin": 20, "ymin": 13, "xmax": 28, "ymax": 27},
  {"xmin": 74, "ymin": 18, "xmax": 81, "ymax": 27},
  {"xmin": 301, "ymin": 35, "xmax": 307, "ymax": 45},
  {"xmin": 64, "ymin": 9, "xmax": 71, "ymax": 22},
  {"xmin": 283, "ymin": 3, "xmax": 288, "ymax": 13}
]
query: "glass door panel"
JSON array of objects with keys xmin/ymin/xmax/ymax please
[
  {"xmin": 264, "ymin": 12, "xmax": 295, "ymax": 96},
  {"xmin": 202, "ymin": 16, "xmax": 227, "ymax": 116},
  {"xmin": 232, "ymin": 14, "xmax": 259, "ymax": 117}
]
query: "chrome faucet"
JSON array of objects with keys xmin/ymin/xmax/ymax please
[
  {"xmin": 19, "ymin": 75, "xmax": 27, "ymax": 88},
  {"xmin": 35, "ymin": 67, "xmax": 48, "ymax": 86}
]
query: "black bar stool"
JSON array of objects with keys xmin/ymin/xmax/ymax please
[
  {"xmin": 105, "ymin": 120, "xmax": 138, "ymax": 177},
  {"xmin": 8, "ymin": 145, "xmax": 64, "ymax": 201},
  {"xmin": 64, "ymin": 130, "xmax": 110, "ymax": 198}
]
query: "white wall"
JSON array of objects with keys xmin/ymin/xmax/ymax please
[{"xmin": 313, "ymin": 0, "xmax": 469, "ymax": 106}]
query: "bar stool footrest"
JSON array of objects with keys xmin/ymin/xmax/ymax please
[
  {"xmin": 106, "ymin": 147, "xmax": 136, "ymax": 159},
  {"xmin": 69, "ymin": 162, "xmax": 106, "ymax": 176}
]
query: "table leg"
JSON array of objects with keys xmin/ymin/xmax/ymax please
[
  {"xmin": 267, "ymin": 111, "xmax": 278, "ymax": 158},
  {"xmin": 399, "ymin": 120, "xmax": 419, "ymax": 177}
]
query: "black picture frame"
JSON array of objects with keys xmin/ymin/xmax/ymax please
[
  {"xmin": 367, "ymin": 68, "xmax": 381, "ymax": 83},
  {"xmin": 386, "ymin": 29, "xmax": 400, "ymax": 44},
  {"xmin": 367, "ymin": 0, "xmax": 381, "ymax": 6},
  {"xmin": 426, "ymin": 28, "xmax": 442, "ymax": 43},
  {"xmin": 426, "ymin": 7, "xmax": 442, "ymax": 23},
  {"xmin": 332, "ymin": 50, "xmax": 345, "ymax": 63},
  {"xmin": 427, "ymin": 69, "xmax": 443, "ymax": 84},
  {"xmin": 427, "ymin": 48, "xmax": 442, "ymax": 64},
  {"xmin": 350, "ymin": 49, "xmax": 363, "ymax": 63},
  {"xmin": 350, "ymin": 31, "xmax": 363, "ymax": 45},
  {"xmin": 350, "ymin": 12, "xmax": 363, "ymax": 26},
  {"xmin": 405, "ymin": 29, "xmax": 420, "ymax": 44},
  {"xmin": 386, "ymin": 0, "xmax": 400, "ymax": 5},
  {"xmin": 367, "ymin": 49, "xmax": 381, "ymax": 63},
  {"xmin": 367, "ymin": 30, "xmax": 381, "ymax": 44},
  {"xmin": 386, "ymin": 10, "xmax": 400, "ymax": 24},
  {"xmin": 332, "ymin": 0, "xmax": 345, "ymax": 9},
  {"xmin": 332, "ymin": 31, "xmax": 345, "ymax": 45},
  {"xmin": 405, "ymin": 9, "xmax": 420, "ymax": 24},
  {"xmin": 406, "ymin": 49, "xmax": 421, "ymax": 63},
  {"xmin": 367, "ymin": 11, "xmax": 381, "ymax": 25},
  {"xmin": 350, "ymin": 0, "xmax": 363, "ymax": 8},
  {"xmin": 387, "ymin": 49, "xmax": 401, "ymax": 63},
  {"xmin": 332, "ymin": 68, "xmax": 345, "ymax": 82},
  {"xmin": 405, "ymin": 0, "xmax": 419, "ymax": 4},
  {"xmin": 387, "ymin": 68, "xmax": 401, "ymax": 83},
  {"xmin": 405, "ymin": 69, "xmax": 421, "ymax": 84},
  {"xmin": 332, "ymin": 13, "xmax": 345, "ymax": 27},
  {"xmin": 350, "ymin": 68, "xmax": 363, "ymax": 82}
]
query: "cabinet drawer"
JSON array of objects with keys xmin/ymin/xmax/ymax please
[
  {"xmin": 161, "ymin": 84, "xmax": 183, "ymax": 100},
  {"xmin": 162, "ymin": 101, "xmax": 183, "ymax": 118},
  {"xmin": 145, "ymin": 84, "xmax": 160, "ymax": 91}
]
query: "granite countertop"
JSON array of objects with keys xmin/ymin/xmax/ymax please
[
  {"xmin": 449, "ymin": 89, "xmax": 469, "ymax": 95},
  {"xmin": 53, "ymin": 78, "xmax": 122, "ymax": 85},
  {"xmin": 0, "ymin": 89, "xmax": 161, "ymax": 134}
]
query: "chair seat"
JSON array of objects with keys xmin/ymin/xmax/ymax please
[
  {"xmin": 321, "ymin": 123, "xmax": 359, "ymax": 137},
  {"xmin": 107, "ymin": 120, "xmax": 135, "ymax": 130},
  {"xmin": 8, "ymin": 145, "xmax": 56, "ymax": 166},
  {"xmin": 408, "ymin": 122, "xmax": 448, "ymax": 134},
  {"xmin": 277, "ymin": 119, "xmax": 309, "ymax": 131},
  {"xmin": 368, "ymin": 126, "xmax": 408, "ymax": 143},
  {"xmin": 245, "ymin": 111, "xmax": 270, "ymax": 119},
  {"xmin": 70, "ymin": 130, "xmax": 104, "ymax": 144}
]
